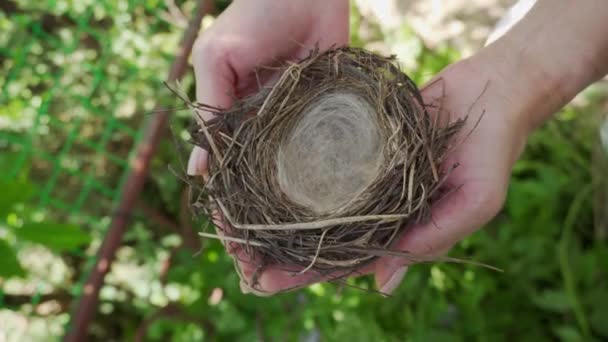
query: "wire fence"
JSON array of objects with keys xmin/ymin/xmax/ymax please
[{"xmin": 1, "ymin": 1, "xmax": 204, "ymax": 337}]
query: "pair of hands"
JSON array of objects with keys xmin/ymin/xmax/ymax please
[{"xmin": 186, "ymin": 0, "xmax": 535, "ymax": 295}]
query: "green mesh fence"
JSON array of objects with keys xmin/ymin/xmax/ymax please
[{"xmin": 0, "ymin": 1, "xmax": 190, "ymax": 312}]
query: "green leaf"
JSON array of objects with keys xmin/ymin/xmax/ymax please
[
  {"xmin": 0, "ymin": 152, "xmax": 25, "ymax": 176},
  {"xmin": 216, "ymin": 301, "xmax": 247, "ymax": 333},
  {"xmin": 15, "ymin": 221, "xmax": 91, "ymax": 251},
  {"xmin": 553, "ymin": 325, "xmax": 583, "ymax": 342},
  {"xmin": 588, "ymin": 289, "xmax": 608, "ymax": 337},
  {"xmin": 532, "ymin": 290, "xmax": 571, "ymax": 313},
  {"xmin": 0, "ymin": 239, "xmax": 26, "ymax": 278},
  {"xmin": 590, "ymin": 308, "xmax": 608, "ymax": 338},
  {"xmin": 0, "ymin": 179, "xmax": 33, "ymax": 217}
]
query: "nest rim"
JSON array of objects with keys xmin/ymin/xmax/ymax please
[{"xmin": 189, "ymin": 46, "xmax": 466, "ymax": 290}]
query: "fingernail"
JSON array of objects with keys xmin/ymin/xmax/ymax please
[
  {"xmin": 186, "ymin": 147, "xmax": 199, "ymax": 176},
  {"xmin": 186, "ymin": 146, "xmax": 207, "ymax": 176},
  {"xmin": 239, "ymin": 279, "xmax": 251, "ymax": 294},
  {"xmin": 380, "ymin": 266, "xmax": 408, "ymax": 295},
  {"xmin": 240, "ymin": 279, "xmax": 275, "ymax": 297}
]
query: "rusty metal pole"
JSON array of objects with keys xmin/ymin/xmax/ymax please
[{"xmin": 64, "ymin": 1, "xmax": 211, "ymax": 340}]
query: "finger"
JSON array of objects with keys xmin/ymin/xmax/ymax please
[
  {"xmin": 248, "ymin": 264, "xmax": 370, "ymax": 295},
  {"xmin": 192, "ymin": 39, "xmax": 235, "ymax": 110},
  {"xmin": 246, "ymin": 257, "xmax": 385, "ymax": 295},
  {"xmin": 187, "ymin": 146, "xmax": 208, "ymax": 176},
  {"xmin": 256, "ymin": 268, "xmax": 329, "ymax": 294},
  {"xmin": 377, "ymin": 266, "xmax": 408, "ymax": 295},
  {"xmin": 188, "ymin": 39, "xmax": 236, "ymax": 175},
  {"xmin": 198, "ymin": 209, "xmax": 313, "ymax": 296},
  {"xmin": 203, "ymin": 210, "xmax": 273, "ymax": 293}
]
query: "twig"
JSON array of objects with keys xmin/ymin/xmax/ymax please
[
  {"xmin": 199, "ymin": 232, "xmax": 268, "ymax": 247},
  {"xmin": 163, "ymin": 0, "xmax": 188, "ymax": 28},
  {"xmin": 216, "ymin": 198, "xmax": 413, "ymax": 230},
  {"xmin": 64, "ymin": 1, "xmax": 212, "ymax": 340}
]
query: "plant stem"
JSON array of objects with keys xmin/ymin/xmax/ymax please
[{"xmin": 558, "ymin": 184, "xmax": 591, "ymax": 338}]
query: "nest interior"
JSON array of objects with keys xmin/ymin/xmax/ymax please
[{"xmin": 190, "ymin": 47, "xmax": 465, "ymax": 286}]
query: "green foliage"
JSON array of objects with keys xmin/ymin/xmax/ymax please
[
  {"xmin": 1, "ymin": 1, "xmax": 607, "ymax": 341},
  {"xmin": 0, "ymin": 179, "xmax": 33, "ymax": 217},
  {"xmin": 0, "ymin": 239, "xmax": 26, "ymax": 278},
  {"xmin": 14, "ymin": 222, "xmax": 91, "ymax": 251},
  {"xmin": 0, "ymin": 175, "xmax": 91, "ymax": 282}
]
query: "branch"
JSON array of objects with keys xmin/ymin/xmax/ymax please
[
  {"xmin": 64, "ymin": 1, "xmax": 213, "ymax": 341},
  {"xmin": 161, "ymin": 0, "xmax": 188, "ymax": 28}
]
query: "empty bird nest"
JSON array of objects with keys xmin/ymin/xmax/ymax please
[{"xmin": 188, "ymin": 46, "xmax": 466, "ymax": 292}]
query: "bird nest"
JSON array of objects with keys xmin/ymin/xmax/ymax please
[{"xmin": 189, "ymin": 47, "xmax": 465, "ymax": 292}]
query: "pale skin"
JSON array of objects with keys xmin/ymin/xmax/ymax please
[{"xmin": 187, "ymin": 0, "xmax": 608, "ymax": 295}]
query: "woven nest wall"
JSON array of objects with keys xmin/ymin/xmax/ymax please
[{"xmin": 190, "ymin": 47, "xmax": 465, "ymax": 290}]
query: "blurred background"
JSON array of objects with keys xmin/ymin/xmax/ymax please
[{"xmin": 1, "ymin": 0, "xmax": 607, "ymax": 340}]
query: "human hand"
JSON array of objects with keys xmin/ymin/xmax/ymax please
[
  {"xmin": 189, "ymin": 46, "xmax": 530, "ymax": 295},
  {"xmin": 189, "ymin": 0, "xmax": 608, "ymax": 295},
  {"xmin": 372, "ymin": 53, "xmax": 533, "ymax": 293},
  {"xmin": 187, "ymin": 0, "xmax": 349, "ymax": 294},
  {"xmin": 376, "ymin": 0, "xmax": 608, "ymax": 293},
  {"xmin": 188, "ymin": 0, "xmax": 348, "ymax": 174}
]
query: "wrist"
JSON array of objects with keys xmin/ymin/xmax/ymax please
[
  {"xmin": 478, "ymin": 0, "xmax": 608, "ymax": 134},
  {"xmin": 476, "ymin": 37, "xmax": 592, "ymax": 136}
]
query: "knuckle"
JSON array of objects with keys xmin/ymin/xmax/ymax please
[
  {"xmin": 192, "ymin": 36, "xmax": 229, "ymax": 68},
  {"xmin": 192, "ymin": 35, "xmax": 211, "ymax": 58}
]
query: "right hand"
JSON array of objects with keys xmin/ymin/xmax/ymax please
[{"xmin": 187, "ymin": 0, "xmax": 349, "ymax": 294}]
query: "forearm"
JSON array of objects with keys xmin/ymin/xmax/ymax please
[{"xmin": 482, "ymin": 0, "xmax": 608, "ymax": 131}]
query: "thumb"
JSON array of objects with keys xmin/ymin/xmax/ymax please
[{"xmin": 187, "ymin": 39, "xmax": 236, "ymax": 176}]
